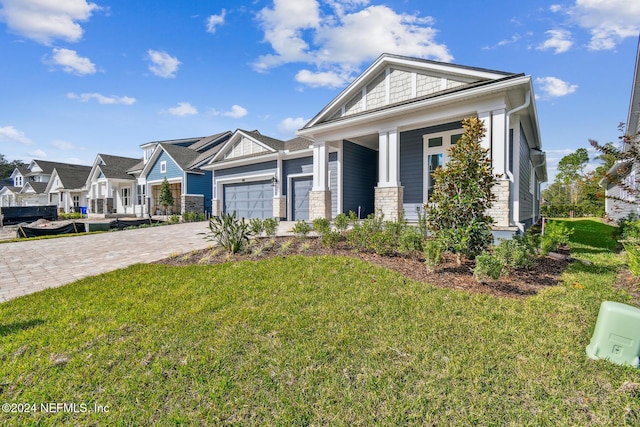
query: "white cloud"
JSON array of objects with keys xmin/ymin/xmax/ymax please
[
  {"xmin": 536, "ymin": 76, "xmax": 578, "ymax": 98},
  {"xmin": 569, "ymin": 0, "xmax": 640, "ymax": 50},
  {"xmin": 67, "ymin": 92, "xmax": 136, "ymax": 105},
  {"xmin": 206, "ymin": 9, "xmax": 226, "ymax": 33},
  {"xmin": 0, "ymin": 0, "xmax": 99, "ymax": 45},
  {"xmin": 295, "ymin": 69, "xmax": 351, "ymax": 88},
  {"xmin": 279, "ymin": 117, "xmax": 306, "ymax": 134},
  {"xmin": 0, "ymin": 125, "xmax": 32, "ymax": 144},
  {"xmin": 482, "ymin": 34, "xmax": 521, "ymax": 50},
  {"xmin": 167, "ymin": 102, "xmax": 198, "ymax": 116},
  {"xmin": 550, "ymin": 4, "xmax": 562, "ymax": 13},
  {"xmin": 28, "ymin": 149, "xmax": 47, "ymax": 158},
  {"xmin": 50, "ymin": 140, "xmax": 76, "ymax": 150},
  {"xmin": 254, "ymin": 1, "xmax": 451, "ymax": 88},
  {"xmin": 147, "ymin": 50, "xmax": 181, "ymax": 78},
  {"xmin": 49, "ymin": 48, "xmax": 96, "ymax": 75},
  {"xmin": 537, "ymin": 29, "xmax": 573, "ymax": 54},
  {"xmin": 222, "ymin": 105, "xmax": 248, "ymax": 118}
]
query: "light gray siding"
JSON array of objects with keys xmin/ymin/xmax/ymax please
[{"xmin": 343, "ymin": 141, "xmax": 377, "ymax": 217}]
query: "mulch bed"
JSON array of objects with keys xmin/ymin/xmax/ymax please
[{"xmin": 157, "ymin": 236, "xmax": 571, "ymax": 299}]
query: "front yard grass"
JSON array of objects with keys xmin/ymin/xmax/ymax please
[{"xmin": 0, "ymin": 219, "xmax": 639, "ymax": 425}]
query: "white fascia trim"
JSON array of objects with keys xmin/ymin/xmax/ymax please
[
  {"xmin": 210, "ymin": 130, "xmax": 278, "ymax": 163},
  {"xmin": 204, "ymin": 153, "xmax": 280, "ymax": 170},
  {"xmin": 147, "ymin": 177, "xmax": 182, "ymax": 185},
  {"xmin": 299, "ymin": 76, "xmax": 530, "ymax": 138},
  {"xmin": 183, "ymin": 194, "xmax": 204, "ymax": 198}
]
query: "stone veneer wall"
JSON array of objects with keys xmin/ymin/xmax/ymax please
[
  {"xmin": 105, "ymin": 198, "xmax": 113, "ymax": 214},
  {"xmin": 309, "ymin": 190, "xmax": 332, "ymax": 220},
  {"xmin": 374, "ymin": 186, "xmax": 404, "ymax": 222},
  {"xmin": 273, "ymin": 196, "xmax": 286, "ymax": 219},
  {"xmin": 487, "ymin": 180, "xmax": 510, "ymax": 227},
  {"xmin": 211, "ymin": 199, "xmax": 220, "ymax": 216},
  {"xmin": 181, "ymin": 195, "xmax": 204, "ymax": 214}
]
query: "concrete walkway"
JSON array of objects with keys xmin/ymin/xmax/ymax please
[{"xmin": 0, "ymin": 222, "xmax": 214, "ymax": 303}]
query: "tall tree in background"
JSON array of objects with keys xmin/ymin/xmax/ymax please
[
  {"xmin": 0, "ymin": 154, "xmax": 27, "ymax": 180},
  {"xmin": 556, "ymin": 147, "xmax": 589, "ymax": 205}
]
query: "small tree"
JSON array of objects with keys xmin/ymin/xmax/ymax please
[
  {"xmin": 158, "ymin": 177, "xmax": 174, "ymax": 216},
  {"xmin": 426, "ymin": 116, "xmax": 498, "ymax": 262}
]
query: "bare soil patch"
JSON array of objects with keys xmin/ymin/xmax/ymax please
[{"xmin": 157, "ymin": 236, "xmax": 570, "ymax": 299}]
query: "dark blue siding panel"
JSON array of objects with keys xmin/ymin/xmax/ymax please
[
  {"xmin": 186, "ymin": 171, "xmax": 213, "ymax": 213},
  {"xmin": 147, "ymin": 151, "xmax": 182, "ymax": 182},
  {"xmin": 283, "ymin": 157, "xmax": 313, "ymax": 196},
  {"xmin": 342, "ymin": 141, "xmax": 377, "ymax": 217},
  {"xmin": 400, "ymin": 121, "xmax": 463, "ymax": 204}
]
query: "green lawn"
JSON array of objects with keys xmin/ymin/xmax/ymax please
[{"xmin": 1, "ymin": 219, "xmax": 639, "ymax": 425}]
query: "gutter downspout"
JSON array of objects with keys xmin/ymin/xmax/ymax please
[{"xmin": 505, "ymin": 90, "xmax": 531, "ymax": 232}]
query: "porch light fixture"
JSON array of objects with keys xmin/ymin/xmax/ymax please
[{"xmin": 271, "ymin": 176, "xmax": 278, "ymax": 187}]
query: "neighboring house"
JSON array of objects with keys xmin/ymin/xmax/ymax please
[
  {"xmin": 139, "ymin": 132, "xmax": 231, "ymax": 215},
  {"xmin": 18, "ymin": 181, "xmax": 49, "ymax": 206},
  {"xmin": 603, "ymin": 36, "xmax": 640, "ymax": 221},
  {"xmin": 205, "ymin": 54, "xmax": 546, "ymax": 233},
  {"xmin": 204, "ymin": 129, "xmax": 326, "ymax": 220},
  {"xmin": 0, "ymin": 167, "xmax": 28, "ymax": 207},
  {"xmin": 45, "ymin": 165, "xmax": 92, "ymax": 213},
  {"xmin": 85, "ymin": 154, "xmax": 142, "ymax": 215}
]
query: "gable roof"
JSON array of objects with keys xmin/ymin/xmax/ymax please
[
  {"xmin": 90, "ymin": 154, "xmax": 141, "ymax": 181},
  {"xmin": 159, "ymin": 143, "xmax": 201, "ymax": 170},
  {"xmin": 209, "ymin": 129, "xmax": 285, "ymax": 164},
  {"xmin": 188, "ymin": 131, "xmax": 232, "ymax": 152},
  {"xmin": 10, "ymin": 166, "xmax": 29, "ymax": 178},
  {"xmin": 21, "ymin": 181, "xmax": 48, "ymax": 194},
  {"xmin": 28, "ymin": 159, "xmax": 87, "ymax": 176},
  {"xmin": 301, "ymin": 53, "xmax": 520, "ymax": 130},
  {"xmin": 48, "ymin": 165, "xmax": 92, "ymax": 191}
]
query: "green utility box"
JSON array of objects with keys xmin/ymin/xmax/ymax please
[{"xmin": 586, "ymin": 301, "xmax": 640, "ymax": 367}]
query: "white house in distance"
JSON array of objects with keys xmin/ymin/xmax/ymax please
[
  {"xmin": 85, "ymin": 154, "xmax": 142, "ymax": 216},
  {"xmin": 204, "ymin": 53, "xmax": 546, "ymax": 235},
  {"xmin": 45, "ymin": 165, "xmax": 92, "ymax": 213},
  {"xmin": 602, "ymin": 36, "xmax": 640, "ymax": 221}
]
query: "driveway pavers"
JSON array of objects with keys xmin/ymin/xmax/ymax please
[{"xmin": 0, "ymin": 222, "xmax": 213, "ymax": 302}]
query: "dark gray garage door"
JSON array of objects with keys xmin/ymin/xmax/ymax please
[
  {"xmin": 291, "ymin": 176, "xmax": 313, "ymax": 221},
  {"xmin": 223, "ymin": 181, "xmax": 273, "ymax": 219}
]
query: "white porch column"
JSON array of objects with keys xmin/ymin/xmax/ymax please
[
  {"xmin": 273, "ymin": 155, "xmax": 286, "ymax": 219},
  {"xmin": 312, "ymin": 141, "xmax": 329, "ymax": 191},
  {"xmin": 378, "ymin": 129, "xmax": 400, "ymax": 187},
  {"xmin": 478, "ymin": 111, "xmax": 492, "ymax": 152},
  {"xmin": 491, "ymin": 108, "xmax": 507, "ymax": 177},
  {"xmin": 375, "ymin": 128, "xmax": 403, "ymax": 221},
  {"xmin": 310, "ymin": 141, "xmax": 332, "ymax": 219}
]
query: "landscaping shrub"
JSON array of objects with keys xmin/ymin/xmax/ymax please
[
  {"xmin": 168, "ymin": 214, "xmax": 181, "ymax": 224},
  {"xmin": 312, "ymin": 217, "xmax": 331, "ymax": 235},
  {"xmin": 399, "ymin": 226, "xmax": 424, "ymax": 254},
  {"xmin": 474, "ymin": 253, "xmax": 503, "ymax": 282},
  {"xmin": 333, "ymin": 213, "xmax": 349, "ymax": 233},
  {"xmin": 618, "ymin": 214, "xmax": 640, "ymax": 276},
  {"xmin": 321, "ymin": 230, "xmax": 342, "ymax": 248},
  {"xmin": 263, "ymin": 217, "xmax": 278, "ymax": 237},
  {"xmin": 59, "ymin": 212, "xmax": 83, "ymax": 220},
  {"xmin": 292, "ymin": 220, "xmax": 312, "ymax": 237},
  {"xmin": 348, "ymin": 210, "xmax": 359, "ymax": 227},
  {"xmin": 346, "ymin": 213, "xmax": 383, "ymax": 252},
  {"xmin": 182, "ymin": 212, "xmax": 205, "ymax": 222},
  {"xmin": 424, "ymin": 238, "xmax": 445, "ymax": 273},
  {"xmin": 540, "ymin": 220, "xmax": 573, "ymax": 255},
  {"xmin": 207, "ymin": 211, "xmax": 252, "ymax": 254},
  {"xmin": 249, "ymin": 218, "xmax": 264, "ymax": 236},
  {"xmin": 493, "ymin": 236, "xmax": 535, "ymax": 271}
]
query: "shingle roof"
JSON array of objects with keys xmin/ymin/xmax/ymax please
[
  {"xmin": 188, "ymin": 131, "xmax": 231, "ymax": 152},
  {"xmin": 284, "ymin": 137, "xmax": 313, "ymax": 152},
  {"xmin": 22, "ymin": 181, "xmax": 48, "ymax": 194},
  {"xmin": 29, "ymin": 160, "xmax": 86, "ymax": 175},
  {"xmin": 159, "ymin": 143, "xmax": 201, "ymax": 171},
  {"xmin": 239, "ymin": 130, "xmax": 286, "ymax": 151},
  {"xmin": 97, "ymin": 154, "xmax": 141, "ymax": 180},
  {"xmin": 54, "ymin": 165, "xmax": 92, "ymax": 189}
]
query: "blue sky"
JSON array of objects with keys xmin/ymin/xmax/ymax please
[{"xmin": 0, "ymin": 0, "xmax": 639, "ymax": 185}]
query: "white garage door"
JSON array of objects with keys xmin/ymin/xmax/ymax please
[
  {"xmin": 223, "ymin": 181, "xmax": 273, "ymax": 219},
  {"xmin": 292, "ymin": 176, "xmax": 313, "ymax": 221}
]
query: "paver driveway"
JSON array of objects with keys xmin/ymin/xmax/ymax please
[{"xmin": 0, "ymin": 222, "xmax": 213, "ymax": 302}]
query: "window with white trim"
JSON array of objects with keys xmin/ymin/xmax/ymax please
[
  {"xmin": 623, "ymin": 171, "xmax": 636, "ymax": 202},
  {"xmin": 137, "ymin": 184, "xmax": 146, "ymax": 205},
  {"xmin": 160, "ymin": 161, "xmax": 167, "ymax": 174},
  {"xmin": 122, "ymin": 187, "xmax": 130, "ymax": 206},
  {"xmin": 423, "ymin": 130, "xmax": 464, "ymax": 202}
]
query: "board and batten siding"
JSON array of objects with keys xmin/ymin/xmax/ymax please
[
  {"xmin": 518, "ymin": 125, "xmax": 534, "ymax": 227},
  {"xmin": 342, "ymin": 141, "xmax": 377, "ymax": 217},
  {"xmin": 328, "ymin": 152, "xmax": 338, "ymax": 218},
  {"xmin": 147, "ymin": 151, "xmax": 182, "ymax": 182}
]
